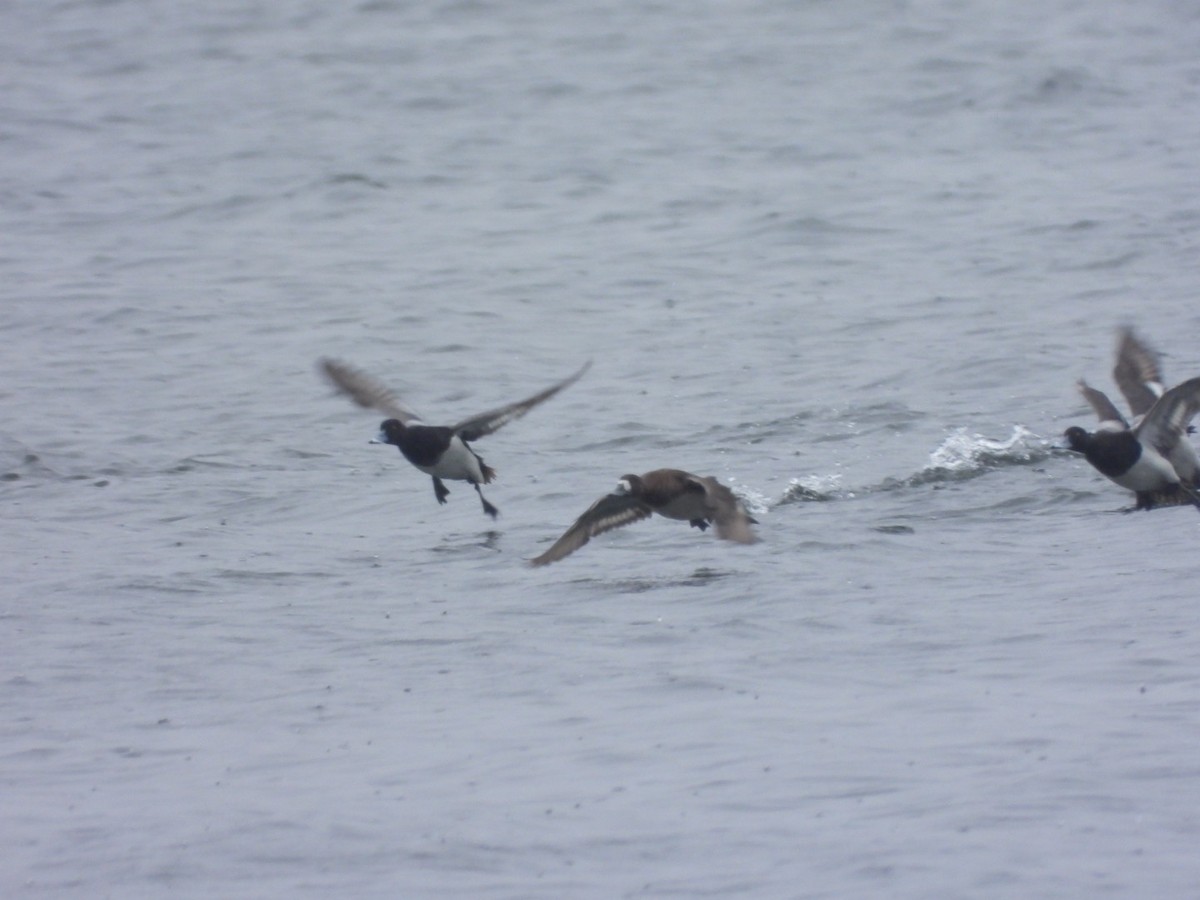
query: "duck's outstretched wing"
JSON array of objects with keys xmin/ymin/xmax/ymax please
[
  {"xmin": 1135, "ymin": 376, "xmax": 1200, "ymax": 480},
  {"xmin": 1113, "ymin": 327, "xmax": 1165, "ymax": 419},
  {"xmin": 455, "ymin": 361, "xmax": 591, "ymax": 441},
  {"xmin": 1077, "ymin": 379, "xmax": 1128, "ymax": 430},
  {"xmin": 529, "ymin": 490, "xmax": 652, "ymax": 567},
  {"xmin": 319, "ymin": 359, "xmax": 422, "ymax": 423},
  {"xmin": 691, "ymin": 476, "xmax": 760, "ymax": 544}
]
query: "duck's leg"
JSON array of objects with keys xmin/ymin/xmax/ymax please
[
  {"xmin": 432, "ymin": 477, "xmax": 450, "ymax": 505},
  {"xmin": 689, "ymin": 519, "xmax": 710, "ymax": 531},
  {"xmin": 473, "ymin": 482, "xmax": 499, "ymax": 519}
]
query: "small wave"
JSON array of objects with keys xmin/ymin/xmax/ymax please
[
  {"xmin": 777, "ymin": 426, "xmax": 1053, "ymax": 505},
  {"xmin": 778, "ymin": 473, "xmax": 851, "ymax": 504},
  {"xmin": 906, "ymin": 426, "xmax": 1051, "ymax": 486}
]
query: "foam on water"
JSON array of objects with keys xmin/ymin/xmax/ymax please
[
  {"xmin": 779, "ymin": 472, "xmax": 849, "ymax": 504},
  {"xmin": 726, "ymin": 478, "xmax": 771, "ymax": 517},
  {"xmin": 779, "ymin": 427, "xmax": 1054, "ymax": 505},
  {"xmin": 912, "ymin": 425, "xmax": 1052, "ymax": 484}
]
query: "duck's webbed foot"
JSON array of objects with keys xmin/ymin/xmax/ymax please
[
  {"xmin": 474, "ymin": 482, "xmax": 499, "ymax": 519},
  {"xmin": 432, "ymin": 477, "xmax": 450, "ymax": 505}
]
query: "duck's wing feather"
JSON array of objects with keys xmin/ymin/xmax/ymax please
[
  {"xmin": 319, "ymin": 359, "xmax": 422, "ymax": 423},
  {"xmin": 691, "ymin": 476, "xmax": 760, "ymax": 544},
  {"xmin": 1134, "ymin": 376, "xmax": 1200, "ymax": 463},
  {"xmin": 1077, "ymin": 380, "xmax": 1128, "ymax": 430},
  {"xmin": 529, "ymin": 490, "xmax": 652, "ymax": 567},
  {"xmin": 455, "ymin": 361, "xmax": 591, "ymax": 441},
  {"xmin": 1113, "ymin": 327, "xmax": 1165, "ymax": 418}
]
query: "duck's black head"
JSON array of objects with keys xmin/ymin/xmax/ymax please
[
  {"xmin": 372, "ymin": 419, "xmax": 406, "ymax": 447},
  {"xmin": 1063, "ymin": 426, "xmax": 1091, "ymax": 453}
]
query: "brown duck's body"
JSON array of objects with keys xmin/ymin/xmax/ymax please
[
  {"xmin": 530, "ymin": 468, "xmax": 759, "ymax": 567},
  {"xmin": 629, "ymin": 470, "xmax": 751, "ymax": 531}
]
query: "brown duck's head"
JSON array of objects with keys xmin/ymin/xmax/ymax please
[{"xmin": 616, "ymin": 474, "xmax": 644, "ymax": 496}]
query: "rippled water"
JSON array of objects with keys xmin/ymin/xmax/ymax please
[{"xmin": 4, "ymin": 1, "xmax": 1200, "ymax": 897}]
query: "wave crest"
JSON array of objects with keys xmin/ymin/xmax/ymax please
[
  {"xmin": 777, "ymin": 426, "xmax": 1054, "ymax": 506},
  {"xmin": 908, "ymin": 426, "xmax": 1050, "ymax": 486}
]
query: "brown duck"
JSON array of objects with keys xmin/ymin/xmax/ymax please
[{"xmin": 531, "ymin": 468, "xmax": 759, "ymax": 566}]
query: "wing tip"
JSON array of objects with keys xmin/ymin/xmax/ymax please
[
  {"xmin": 317, "ymin": 356, "xmax": 342, "ymax": 380},
  {"xmin": 527, "ymin": 535, "xmax": 582, "ymax": 568}
]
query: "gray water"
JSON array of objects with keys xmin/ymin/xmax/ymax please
[{"xmin": 4, "ymin": 1, "xmax": 1200, "ymax": 897}]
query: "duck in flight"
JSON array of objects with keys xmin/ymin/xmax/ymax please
[
  {"xmin": 530, "ymin": 468, "xmax": 759, "ymax": 566},
  {"xmin": 320, "ymin": 358, "xmax": 590, "ymax": 518},
  {"xmin": 1065, "ymin": 328, "xmax": 1200, "ymax": 510}
]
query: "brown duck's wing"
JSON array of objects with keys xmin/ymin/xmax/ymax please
[
  {"xmin": 1076, "ymin": 379, "xmax": 1128, "ymax": 430},
  {"xmin": 319, "ymin": 358, "xmax": 422, "ymax": 423},
  {"xmin": 691, "ymin": 476, "xmax": 760, "ymax": 544},
  {"xmin": 529, "ymin": 490, "xmax": 652, "ymax": 567},
  {"xmin": 1113, "ymin": 327, "xmax": 1164, "ymax": 419},
  {"xmin": 454, "ymin": 360, "xmax": 591, "ymax": 442}
]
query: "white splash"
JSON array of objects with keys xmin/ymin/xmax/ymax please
[
  {"xmin": 781, "ymin": 472, "xmax": 847, "ymax": 504},
  {"xmin": 736, "ymin": 488, "xmax": 772, "ymax": 517},
  {"xmin": 726, "ymin": 478, "xmax": 772, "ymax": 516},
  {"xmin": 925, "ymin": 425, "xmax": 1046, "ymax": 476}
]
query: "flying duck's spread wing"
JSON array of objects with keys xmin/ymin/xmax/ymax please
[
  {"xmin": 1113, "ymin": 327, "xmax": 1165, "ymax": 419},
  {"xmin": 1077, "ymin": 380, "xmax": 1128, "ymax": 430},
  {"xmin": 691, "ymin": 476, "xmax": 760, "ymax": 544},
  {"xmin": 319, "ymin": 359, "xmax": 422, "ymax": 423},
  {"xmin": 454, "ymin": 360, "xmax": 591, "ymax": 441},
  {"xmin": 529, "ymin": 491, "xmax": 652, "ymax": 567},
  {"xmin": 1134, "ymin": 376, "xmax": 1200, "ymax": 459}
]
